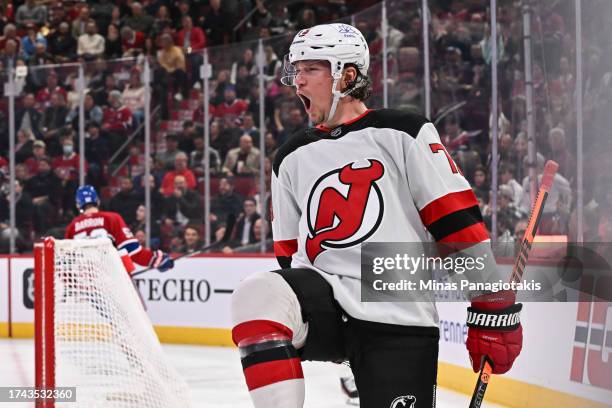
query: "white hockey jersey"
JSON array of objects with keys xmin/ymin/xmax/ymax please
[{"xmin": 271, "ymin": 109, "xmax": 490, "ymax": 327}]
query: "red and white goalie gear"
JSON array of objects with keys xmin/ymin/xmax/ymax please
[
  {"xmin": 466, "ymin": 290, "xmax": 523, "ymax": 374},
  {"xmin": 65, "ymin": 211, "xmax": 157, "ymax": 270},
  {"xmin": 231, "ymin": 272, "xmax": 307, "ymax": 408}
]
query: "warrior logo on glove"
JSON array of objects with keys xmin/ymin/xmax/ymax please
[{"xmin": 305, "ymin": 159, "xmax": 385, "ymax": 263}]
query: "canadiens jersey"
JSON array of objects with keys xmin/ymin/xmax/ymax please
[
  {"xmin": 65, "ymin": 211, "xmax": 153, "ymax": 266},
  {"xmin": 271, "ymin": 109, "xmax": 491, "ymax": 327}
]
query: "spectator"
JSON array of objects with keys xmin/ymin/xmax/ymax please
[
  {"xmin": 499, "ymin": 162, "xmax": 523, "ymax": 208},
  {"xmin": 67, "ymin": 93, "xmax": 103, "ymax": 130},
  {"xmin": 0, "ymin": 24, "xmax": 20, "ymax": 55},
  {"xmin": 160, "ymin": 152, "xmax": 197, "ymax": 197},
  {"xmin": 472, "ymin": 164, "xmax": 489, "ymax": 200},
  {"xmin": 230, "ymin": 197, "xmax": 261, "ymax": 247},
  {"xmin": 0, "ymin": 179, "xmax": 34, "ymax": 252},
  {"xmin": 135, "ymin": 175, "xmax": 166, "ymax": 222},
  {"xmin": 223, "ymin": 134, "xmax": 261, "ymax": 176},
  {"xmin": 90, "ymin": 0, "xmax": 114, "ymax": 37},
  {"xmin": 224, "ymin": 219, "xmax": 272, "ymax": 254},
  {"xmin": 520, "ymin": 153, "xmax": 572, "ymax": 217},
  {"xmin": 16, "ymin": 93, "xmax": 43, "ymax": 140},
  {"xmin": 15, "ymin": 130, "xmax": 34, "ymax": 164},
  {"xmin": 0, "ymin": 39, "xmax": 19, "ymax": 71},
  {"xmin": 35, "ymin": 71, "xmax": 67, "ymax": 110},
  {"xmin": 121, "ymin": 69, "xmax": 145, "ymax": 127},
  {"xmin": 213, "ymin": 85, "xmax": 249, "ymax": 119},
  {"xmin": 94, "ymin": 73, "xmax": 119, "ymax": 107},
  {"xmin": 15, "ymin": 0, "xmax": 47, "ymax": 29},
  {"xmin": 152, "ymin": 5, "xmax": 172, "ymax": 36},
  {"xmin": 130, "ymin": 204, "xmax": 161, "ymax": 245},
  {"xmin": 20, "ymin": 24, "xmax": 47, "ymax": 60},
  {"xmin": 548, "ymin": 127, "xmax": 576, "ymax": 182},
  {"xmin": 108, "ymin": 176, "xmax": 140, "ymax": 225},
  {"xmin": 163, "ymin": 175, "xmax": 203, "ymax": 226},
  {"xmin": 202, "ymin": 0, "xmax": 229, "ymax": 46},
  {"xmin": 177, "ymin": 15, "xmax": 207, "ymax": 52},
  {"xmin": 178, "ymin": 121, "xmax": 198, "ymax": 154},
  {"xmin": 24, "ymin": 156, "xmax": 62, "ymax": 234},
  {"xmin": 156, "ymin": 33, "xmax": 189, "ymax": 102},
  {"xmin": 210, "ymin": 177, "xmax": 243, "ymax": 223},
  {"xmin": 104, "ymin": 24, "xmax": 122, "ymax": 59},
  {"xmin": 28, "ymin": 41, "xmax": 54, "ymax": 68},
  {"xmin": 71, "ymin": 6, "xmax": 90, "ymax": 39},
  {"xmin": 157, "ymin": 134, "xmax": 184, "ymax": 171},
  {"xmin": 52, "ymin": 134, "xmax": 87, "ymax": 218},
  {"xmin": 41, "ymin": 92, "xmax": 69, "ymax": 156},
  {"xmin": 263, "ymin": 45, "xmax": 282, "ymax": 83},
  {"xmin": 277, "ymin": 107, "xmax": 306, "ymax": 145},
  {"xmin": 177, "ymin": 15, "xmax": 206, "ymax": 86},
  {"xmin": 124, "ymin": 2, "xmax": 154, "ymax": 37},
  {"xmin": 120, "ymin": 25, "xmax": 145, "ymax": 57},
  {"xmin": 84, "ymin": 123, "xmax": 109, "ymax": 187},
  {"xmin": 190, "ymin": 135, "xmax": 222, "ymax": 177},
  {"xmin": 77, "ymin": 21, "xmax": 105, "ymax": 60},
  {"xmin": 102, "ymin": 90, "xmax": 133, "ymax": 151},
  {"xmin": 241, "ymin": 112, "xmax": 260, "ymax": 144},
  {"xmin": 178, "ymin": 225, "xmax": 203, "ymax": 253},
  {"xmin": 24, "ymin": 140, "xmax": 46, "ymax": 175}
]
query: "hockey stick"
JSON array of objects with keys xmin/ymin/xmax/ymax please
[
  {"xmin": 468, "ymin": 160, "xmax": 558, "ymax": 408},
  {"xmin": 130, "ymin": 213, "xmax": 237, "ymax": 278}
]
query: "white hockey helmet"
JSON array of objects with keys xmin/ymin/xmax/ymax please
[{"xmin": 282, "ymin": 23, "xmax": 370, "ymax": 122}]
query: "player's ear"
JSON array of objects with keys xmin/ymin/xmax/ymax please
[{"xmin": 342, "ymin": 66, "xmax": 358, "ymax": 91}]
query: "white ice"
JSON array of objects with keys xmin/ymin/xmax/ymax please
[{"xmin": 0, "ymin": 339, "xmax": 505, "ymax": 407}]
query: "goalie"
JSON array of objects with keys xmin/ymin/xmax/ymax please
[{"xmin": 65, "ymin": 185, "xmax": 174, "ymax": 273}]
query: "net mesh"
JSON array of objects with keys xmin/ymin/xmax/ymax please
[{"xmin": 50, "ymin": 238, "xmax": 192, "ymax": 408}]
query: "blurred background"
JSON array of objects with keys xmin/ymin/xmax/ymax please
[{"xmin": 0, "ymin": 0, "xmax": 610, "ymax": 254}]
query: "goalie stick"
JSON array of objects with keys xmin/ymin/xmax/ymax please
[
  {"xmin": 468, "ymin": 160, "xmax": 559, "ymax": 408},
  {"xmin": 131, "ymin": 213, "xmax": 237, "ymax": 278}
]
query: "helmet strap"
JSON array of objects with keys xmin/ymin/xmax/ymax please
[{"xmin": 326, "ymin": 75, "xmax": 353, "ymax": 126}]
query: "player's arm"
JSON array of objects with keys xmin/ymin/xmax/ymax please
[
  {"xmin": 405, "ymin": 121, "xmax": 522, "ymax": 375},
  {"xmin": 271, "ymin": 164, "xmax": 300, "ymax": 268},
  {"xmin": 110, "ymin": 213, "xmax": 174, "ymax": 272}
]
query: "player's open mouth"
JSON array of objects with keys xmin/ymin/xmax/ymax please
[{"xmin": 298, "ymin": 94, "xmax": 311, "ymax": 111}]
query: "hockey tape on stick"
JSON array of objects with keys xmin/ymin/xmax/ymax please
[
  {"xmin": 468, "ymin": 160, "xmax": 558, "ymax": 408},
  {"xmin": 130, "ymin": 213, "xmax": 237, "ymax": 278}
]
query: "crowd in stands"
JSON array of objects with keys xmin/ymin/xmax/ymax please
[{"xmin": 0, "ymin": 0, "xmax": 610, "ymax": 254}]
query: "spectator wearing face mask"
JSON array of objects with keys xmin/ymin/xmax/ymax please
[{"xmin": 52, "ymin": 134, "xmax": 88, "ymax": 219}]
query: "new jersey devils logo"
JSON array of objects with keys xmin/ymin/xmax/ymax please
[
  {"xmin": 305, "ymin": 159, "xmax": 384, "ymax": 263},
  {"xmin": 390, "ymin": 395, "xmax": 416, "ymax": 408}
]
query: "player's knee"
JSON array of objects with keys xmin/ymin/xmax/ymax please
[{"xmin": 231, "ymin": 271, "xmax": 303, "ymax": 346}]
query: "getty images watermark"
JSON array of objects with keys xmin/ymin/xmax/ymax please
[
  {"xmin": 370, "ymin": 252, "xmax": 541, "ymax": 293},
  {"xmin": 359, "ymin": 242, "xmax": 612, "ymax": 302}
]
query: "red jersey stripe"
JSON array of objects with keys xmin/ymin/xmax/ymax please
[
  {"xmin": 274, "ymin": 239, "xmax": 298, "ymax": 258},
  {"xmin": 438, "ymin": 222, "xmax": 489, "ymax": 244},
  {"xmin": 419, "ymin": 189, "xmax": 479, "ymax": 227},
  {"xmin": 244, "ymin": 358, "xmax": 304, "ymax": 390}
]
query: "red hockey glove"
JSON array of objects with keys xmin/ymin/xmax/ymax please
[{"xmin": 465, "ymin": 290, "xmax": 523, "ymax": 374}]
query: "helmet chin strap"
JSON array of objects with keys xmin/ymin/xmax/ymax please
[{"xmin": 325, "ymin": 75, "xmax": 352, "ymax": 127}]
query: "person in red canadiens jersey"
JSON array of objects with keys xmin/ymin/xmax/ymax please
[
  {"xmin": 65, "ymin": 185, "xmax": 174, "ymax": 272},
  {"xmin": 230, "ymin": 23, "xmax": 522, "ymax": 408}
]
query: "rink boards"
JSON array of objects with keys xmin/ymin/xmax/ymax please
[{"xmin": 0, "ymin": 254, "xmax": 610, "ymax": 407}]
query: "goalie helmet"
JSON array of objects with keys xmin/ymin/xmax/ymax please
[
  {"xmin": 282, "ymin": 23, "xmax": 370, "ymax": 122},
  {"xmin": 76, "ymin": 185, "xmax": 99, "ymax": 210}
]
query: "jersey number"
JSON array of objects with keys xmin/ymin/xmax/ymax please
[
  {"xmin": 429, "ymin": 143, "xmax": 462, "ymax": 175},
  {"xmin": 73, "ymin": 228, "xmax": 110, "ymax": 240}
]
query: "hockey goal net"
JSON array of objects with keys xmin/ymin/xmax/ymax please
[{"xmin": 35, "ymin": 237, "xmax": 192, "ymax": 408}]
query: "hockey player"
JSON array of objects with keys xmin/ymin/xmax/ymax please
[
  {"xmin": 66, "ymin": 185, "xmax": 174, "ymax": 272},
  {"xmin": 231, "ymin": 23, "xmax": 522, "ymax": 407}
]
